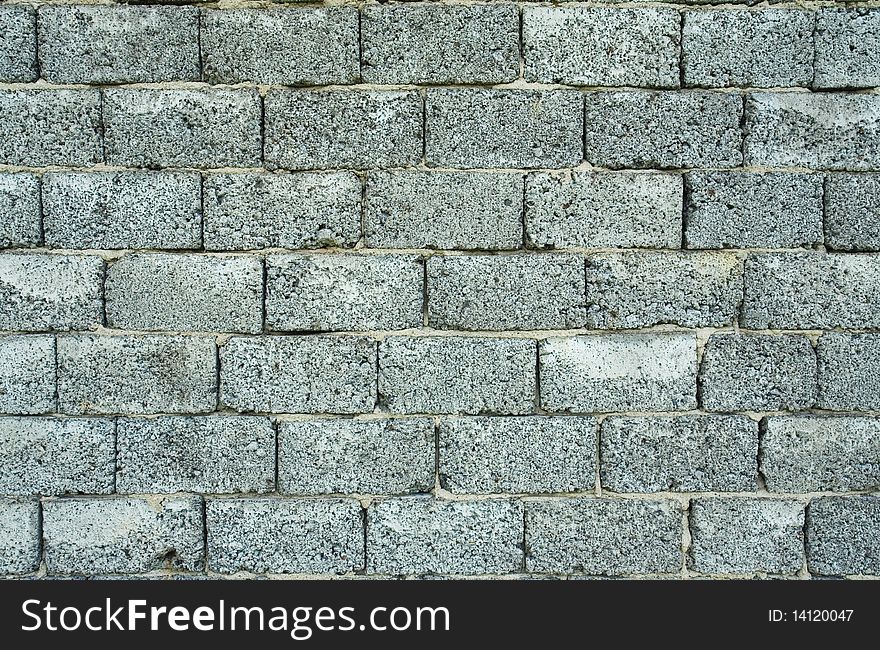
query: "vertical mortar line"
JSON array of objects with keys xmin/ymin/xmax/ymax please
[
  {"xmin": 756, "ymin": 417, "xmax": 769, "ymax": 493},
  {"xmin": 259, "ymin": 90, "xmax": 266, "ymax": 168},
  {"xmin": 51, "ymin": 333, "xmax": 59, "ymax": 413},
  {"xmin": 518, "ymin": 3, "xmax": 524, "ymax": 81},
  {"xmin": 261, "ymin": 254, "xmax": 268, "ymax": 333},
  {"xmin": 677, "ymin": 9, "xmax": 685, "ymax": 90},
  {"xmin": 681, "ymin": 498, "xmax": 693, "ymax": 578},
  {"xmin": 802, "ymin": 499, "xmax": 812, "ymax": 579},
  {"xmin": 100, "ymin": 258, "xmax": 108, "ymax": 328},
  {"xmin": 810, "ymin": 9, "xmax": 818, "ymax": 90},
  {"xmin": 520, "ymin": 173, "xmax": 528, "ymax": 249},
  {"xmin": 37, "ymin": 498, "xmax": 46, "ymax": 577},
  {"xmin": 359, "ymin": 171, "xmax": 367, "ymax": 248},
  {"xmin": 213, "ymin": 337, "xmax": 221, "ymax": 412},
  {"xmin": 111, "ymin": 417, "xmax": 119, "ymax": 494},
  {"xmin": 594, "ymin": 416, "xmax": 602, "ymax": 497},
  {"xmin": 373, "ymin": 339, "xmax": 380, "ymax": 412},
  {"xmin": 521, "ymin": 501, "xmax": 527, "ymax": 573},
  {"xmin": 680, "ymin": 171, "xmax": 688, "ymax": 251},
  {"xmin": 420, "ymin": 88, "xmax": 427, "ymax": 165},
  {"xmin": 433, "ymin": 416, "xmax": 440, "ymax": 494},
  {"xmin": 820, "ymin": 173, "xmax": 829, "ymax": 249},
  {"xmin": 361, "ymin": 502, "xmax": 369, "ymax": 574},
  {"xmin": 533, "ymin": 337, "xmax": 541, "ymax": 413},
  {"xmin": 197, "ymin": 7, "xmax": 204, "ymax": 84},
  {"xmin": 33, "ymin": 7, "xmax": 42, "ymax": 81},
  {"xmin": 97, "ymin": 87, "xmax": 107, "ymax": 166},
  {"xmin": 357, "ymin": 2, "xmax": 364, "ymax": 84},
  {"xmin": 36, "ymin": 173, "xmax": 45, "ymax": 247},
  {"xmin": 738, "ymin": 92, "xmax": 748, "ymax": 167},
  {"xmin": 202, "ymin": 495, "xmax": 209, "ymax": 575},
  {"xmin": 273, "ymin": 418, "xmax": 280, "ymax": 494},
  {"xmin": 198, "ymin": 173, "xmax": 206, "ymax": 251},
  {"xmin": 421, "ymin": 255, "xmax": 429, "ymax": 328}
]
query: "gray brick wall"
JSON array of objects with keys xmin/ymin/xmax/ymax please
[{"xmin": 1, "ymin": 1, "xmax": 878, "ymax": 581}]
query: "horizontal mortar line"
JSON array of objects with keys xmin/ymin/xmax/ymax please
[
  {"xmin": 13, "ymin": 0, "xmax": 880, "ymax": 7},
  {"xmin": 0, "ymin": 163, "xmax": 864, "ymax": 175}
]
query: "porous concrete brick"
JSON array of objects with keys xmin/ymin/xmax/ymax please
[
  {"xmin": 824, "ymin": 173, "xmax": 880, "ymax": 251},
  {"xmin": 525, "ymin": 498, "xmax": 682, "ymax": 575},
  {"xmin": 523, "ymin": 7, "xmax": 679, "ymax": 88},
  {"xmin": 761, "ymin": 416, "xmax": 880, "ymax": 493},
  {"xmin": 525, "ymin": 172, "xmax": 682, "ymax": 249},
  {"xmin": 362, "ymin": 4, "xmax": 518, "ymax": 84},
  {"xmin": 38, "ymin": 5, "xmax": 199, "ymax": 83},
  {"xmin": 0, "ymin": 417, "xmax": 114, "ymax": 495},
  {"xmin": 807, "ymin": 496, "xmax": 880, "ymax": 576},
  {"xmin": 117, "ymin": 416, "xmax": 275, "ymax": 494},
  {"xmin": 439, "ymin": 416, "xmax": 597, "ymax": 494},
  {"xmin": 105, "ymin": 254, "xmax": 263, "ymax": 334},
  {"xmin": 202, "ymin": 8, "xmax": 357, "ymax": 85},
  {"xmin": 278, "ymin": 418, "xmax": 435, "ymax": 495},
  {"xmin": 0, "ymin": 173, "xmax": 40, "ymax": 249},
  {"xmin": 742, "ymin": 253, "xmax": 880, "ymax": 329},
  {"xmin": 0, "ymin": 254, "xmax": 103, "ymax": 332},
  {"xmin": 427, "ymin": 254, "xmax": 586, "ymax": 330},
  {"xmin": 584, "ymin": 91, "xmax": 743, "ymax": 169},
  {"xmin": 0, "ymin": 498, "xmax": 40, "ymax": 575},
  {"xmin": 103, "ymin": 89, "xmax": 262, "ymax": 169},
  {"xmin": 266, "ymin": 254, "xmax": 423, "ymax": 332},
  {"xmin": 815, "ymin": 9, "xmax": 880, "ymax": 89},
  {"xmin": 0, "ymin": 7, "xmax": 36, "ymax": 82},
  {"xmin": 0, "ymin": 90, "xmax": 102, "ymax": 166},
  {"xmin": 699, "ymin": 334, "xmax": 817, "ymax": 412},
  {"xmin": 204, "ymin": 173, "xmax": 361, "ymax": 251},
  {"xmin": 379, "ymin": 336, "xmax": 536, "ymax": 415},
  {"xmin": 689, "ymin": 498, "xmax": 804, "ymax": 575},
  {"xmin": 367, "ymin": 497, "xmax": 523, "ymax": 575},
  {"xmin": 0, "ymin": 335, "xmax": 55, "ymax": 415},
  {"xmin": 43, "ymin": 496, "xmax": 204, "ymax": 575},
  {"xmin": 57, "ymin": 335, "xmax": 217, "ymax": 415},
  {"xmin": 585, "ymin": 252, "xmax": 742, "ymax": 329},
  {"xmin": 684, "ymin": 172, "xmax": 823, "ymax": 249},
  {"xmin": 265, "ymin": 90, "xmax": 422, "ymax": 170},
  {"xmin": 220, "ymin": 336, "xmax": 376, "ymax": 414},
  {"xmin": 601, "ymin": 416, "xmax": 758, "ymax": 493},
  {"xmin": 816, "ymin": 333, "xmax": 880, "ymax": 412},
  {"xmin": 426, "ymin": 89, "xmax": 583, "ymax": 169},
  {"xmin": 682, "ymin": 9, "xmax": 814, "ymax": 88},
  {"xmin": 42, "ymin": 172, "xmax": 201, "ymax": 250},
  {"xmin": 744, "ymin": 93, "xmax": 880, "ymax": 170},
  {"xmin": 365, "ymin": 171, "xmax": 523, "ymax": 250},
  {"xmin": 207, "ymin": 498, "xmax": 363, "ymax": 574},
  {"xmin": 539, "ymin": 333, "xmax": 697, "ymax": 413}
]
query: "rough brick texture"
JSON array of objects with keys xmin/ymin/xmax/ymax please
[
  {"xmin": 526, "ymin": 499, "xmax": 682, "ymax": 575},
  {"xmin": 540, "ymin": 334, "xmax": 697, "ymax": 413},
  {"xmin": 440, "ymin": 416, "xmax": 597, "ymax": 494},
  {"xmin": 2, "ymin": 1, "xmax": 878, "ymax": 581},
  {"xmin": 601, "ymin": 416, "xmax": 758, "ymax": 493},
  {"xmin": 367, "ymin": 497, "xmax": 523, "ymax": 575}
]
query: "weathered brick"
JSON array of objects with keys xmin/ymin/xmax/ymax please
[
  {"xmin": 807, "ymin": 496, "xmax": 880, "ymax": 576},
  {"xmin": 104, "ymin": 89, "xmax": 262, "ymax": 169},
  {"xmin": 0, "ymin": 7, "xmax": 36, "ymax": 82},
  {"xmin": 362, "ymin": 4, "xmax": 518, "ymax": 84},
  {"xmin": 0, "ymin": 173, "xmax": 40, "ymax": 249},
  {"xmin": 525, "ymin": 172, "xmax": 682, "ymax": 250},
  {"xmin": 817, "ymin": 333, "xmax": 880, "ymax": 412},
  {"xmin": 601, "ymin": 416, "xmax": 758, "ymax": 493},
  {"xmin": 278, "ymin": 418, "xmax": 434, "ymax": 495},
  {"xmin": 43, "ymin": 172, "xmax": 201, "ymax": 250},
  {"xmin": 0, "ymin": 90, "xmax": 102, "ymax": 166},
  {"xmin": 106, "ymin": 254, "xmax": 263, "ymax": 334},
  {"xmin": 0, "ymin": 498, "xmax": 40, "ymax": 575},
  {"xmin": 815, "ymin": 9, "xmax": 880, "ymax": 89},
  {"xmin": 824, "ymin": 174, "xmax": 880, "ymax": 251},
  {"xmin": 539, "ymin": 334, "xmax": 697, "ymax": 413},
  {"xmin": 440, "ymin": 416, "xmax": 597, "ymax": 494},
  {"xmin": 38, "ymin": 5, "xmax": 199, "ymax": 83},
  {"xmin": 742, "ymin": 253, "xmax": 880, "ymax": 329},
  {"xmin": 0, "ymin": 254, "xmax": 103, "ymax": 332},
  {"xmin": 207, "ymin": 498, "xmax": 363, "ymax": 574},
  {"xmin": 761, "ymin": 416, "xmax": 880, "ymax": 493},
  {"xmin": 117, "ymin": 416, "xmax": 275, "ymax": 494},
  {"xmin": 525, "ymin": 498, "xmax": 682, "ymax": 575},
  {"xmin": 428, "ymin": 254, "xmax": 586, "ymax": 331},
  {"xmin": 744, "ymin": 93, "xmax": 880, "ymax": 170},
  {"xmin": 585, "ymin": 252, "xmax": 742, "ymax": 329},
  {"xmin": 426, "ymin": 89, "xmax": 583, "ymax": 169},
  {"xmin": 689, "ymin": 498, "xmax": 804, "ymax": 575},
  {"xmin": 684, "ymin": 172, "xmax": 823, "ymax": 249},
  {"xmin": 204, "ymin": 173, "xmax": 361, "ymax": 251},
  {"xmin": 584, "ymin": 91, "xmax": 743, "ymax": 169},
  {"xmin": 0, "ymin": 336, "xmax": 55, "ymax": 415},
  {"xmin": 367, "ymin": 497, "xmax": 523, "ymax": 575},
  {"xmin": 524, "ymin": 7, "xmax": 679, "ymax": 88},
  {"xmin": 683, "ymin": 10, "xmax": 813, "ymax": 88},
  {"xmin": 43, "ymin": 496, "xmax": 204, "ymax": 575},
  {"xmin": 379, "ymin": 336, "xmax": 536, "ymax": 415},
  {"xmin": 266, "ymin": 254, "xmax": 422, "ymax": 332},
  {"xmin": 202, "ymin": 8, "xmax": 357, "ymax": 85},
  {"xmin": 57, "ymin": 335, "xmax": 217, "ymax": 415},
  {"xmin": 265, "ymin": 90, "xmax": 422, "ymax": 170},
  {"xmin": 220, "ymin": 336, "xmax": 376, "ymax": 414},
  {"xmin": 699, "ymin": 334, "xmax": 817, "ymax": 412},
  {"xmin": 0, "ymin": 417, "xmax": 114, "ymax": 495},
  {"xmin": 365, "ymin": 171, "xmax": 523, "ymax": 250}
]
